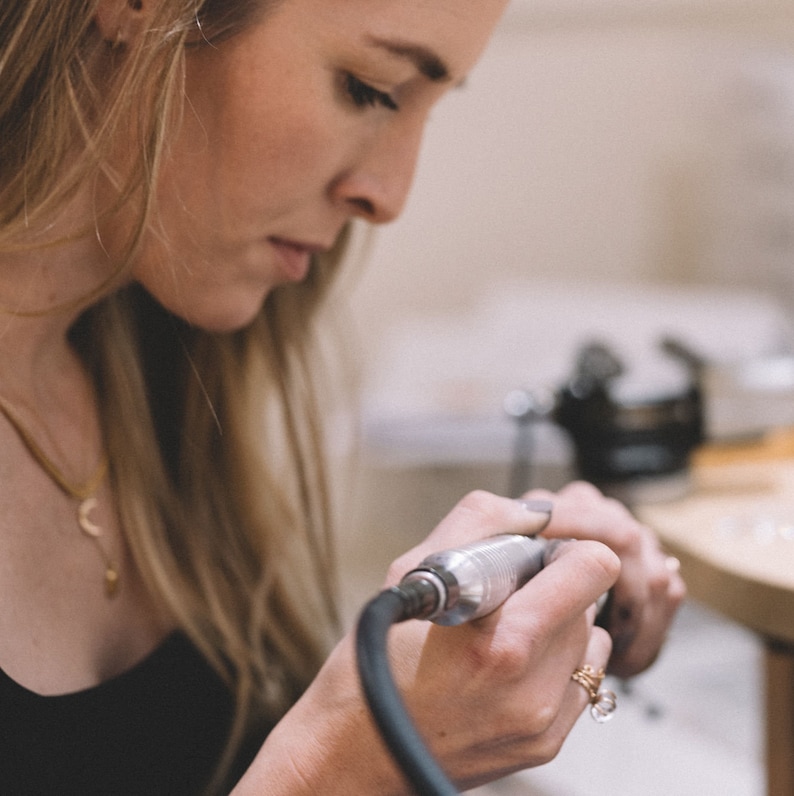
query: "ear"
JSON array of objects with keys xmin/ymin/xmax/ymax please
[{"xmin": 94, "ymin": 0, "xmax": 150, "ymax": 47}]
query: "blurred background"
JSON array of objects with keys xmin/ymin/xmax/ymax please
[{"xmin": 334, "ymin": 0, "xmax": 794, "ymax": 793}]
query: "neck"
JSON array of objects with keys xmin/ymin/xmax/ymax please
[
  {"xmin": 0, "ymin": 310, "xmax": 84, "ymax": 407},
  {"xmin": 0, "ymin": 250, "xmax": 101, "ymax": 464},
  {"xmin": 0, "ymin": 218, "xmax": 124, "ymax": 399},
  {"xmin": 0, "ymin": 185, "xmax": 129, "ymax": 355},
  {"xmin": 0, "ymin": 312, "xmax": 114, "ymax": 496}
]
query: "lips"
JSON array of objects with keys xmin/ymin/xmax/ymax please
[{"xmin": 268, "ymin": 237, "xmax": 316, "ymax": 282}]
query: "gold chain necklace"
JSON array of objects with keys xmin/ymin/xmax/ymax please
[{"xmin": 0, "ymin": 395, "xmax": 119, "ymax": 597}]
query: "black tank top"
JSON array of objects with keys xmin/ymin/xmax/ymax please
[{"xmin": 0, "ymin": 632, "xmax": 265, "ymax": 795}]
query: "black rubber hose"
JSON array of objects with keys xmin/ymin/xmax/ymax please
[{"xmin": 355, "ymin": 587, "xmax": 458, "ymax": 796}]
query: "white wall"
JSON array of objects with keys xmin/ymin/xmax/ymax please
[{"xmin": 345, "ymin": 0, "xmax": 794, "ymax": 346}]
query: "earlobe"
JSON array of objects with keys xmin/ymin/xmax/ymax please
[{"xmin": 94, "ymin": 0, "xmax": 149, "ymax": 47}]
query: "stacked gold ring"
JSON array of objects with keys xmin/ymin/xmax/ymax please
[{"xmin": 571, "ymin": 665, "xmax": 618, "ymax": 723}]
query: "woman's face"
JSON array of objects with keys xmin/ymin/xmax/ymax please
[{"xmin": 128, "ymin": 0, "xmax": 508, "ymax": 331}]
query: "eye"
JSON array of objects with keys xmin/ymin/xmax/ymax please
[{"xmin": 344, "ymin": 73, "xmax": 399, "ymax": 111}]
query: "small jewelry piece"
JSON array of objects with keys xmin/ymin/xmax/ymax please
[
  {"xmin": 0, "ymin": 395, "xmax": 119, "ymax": 597},
  {"xmin": 571, "ymin": 665, "xmax": 618, "ymax": 723}
]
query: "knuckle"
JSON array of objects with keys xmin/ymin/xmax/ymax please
[
  {"xmin": 606, "ymin": 519, "xmax": 644, "ymax": 555},
  {"xmin": 648, "ymin": 564, "xmax": 672, "ymax": 595},
  {"xmin": 457, "ymin": 489, "xmax": 499, "ymax": 515},
  {"xmin": 466, "ymin": 633, "xmax": 528, "ymax": 682},
  {"xmin": 492, "ymin": 643, "xmax": 529, "ymax": 681},
  {"xmin": 523, "ymin": 697, "xmax": 559, "ymax": 739},
  {"xmin": 460, "ymin": 489, "xmax": 495, "ymax": 511},
  {"xmin": 560, "ymin": 480, "xmax": 604, "ymax": 503}
]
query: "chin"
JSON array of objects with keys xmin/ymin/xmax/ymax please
[
  {"xmin": 167, "ymin": 291, "xmax": 269, "ymax": 334},
  {"xmin": 194, "ymin": 306, "xmax": 264, "ymax": 334}
]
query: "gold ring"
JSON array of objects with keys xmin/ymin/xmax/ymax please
[
  {"xmin": 571, "ymin": 664, "xmax": 604, "ymax": 698},
  {"xmin": 571, "ymin": 665, "xmax": 617, "ymax": 723}
]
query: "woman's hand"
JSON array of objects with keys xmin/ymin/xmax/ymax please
[
  {"xmin": 242, "ymin": 491, "xmax": 619, "ymax": 795},
  {"xmin": 523, "ymin": 481, "xmax": 686, "ymax": 678}
]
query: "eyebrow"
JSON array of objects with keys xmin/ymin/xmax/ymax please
[{"xmin": 365, "ymin": 36, "xmax": 452, "ymax": 83}]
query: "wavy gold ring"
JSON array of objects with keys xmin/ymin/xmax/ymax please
[{"xmin": 571, "ymin": 665, "xmax": 617, "ymax": 723}]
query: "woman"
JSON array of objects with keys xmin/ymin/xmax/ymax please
[{"xmin": 0, "ymin": 0, "xmax": 684, "ymax": 793}]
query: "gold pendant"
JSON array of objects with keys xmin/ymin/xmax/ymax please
[
  {"xmin": 105, "ymin": 565, "xmax": 120, "ymax": 598},
  {"xmin": 78, "ymin": 497, "xmax": 102, "ymax": 538},
  {"xmin": 77, "ymin": 496, "xmax": 120, "ymax": 598}
]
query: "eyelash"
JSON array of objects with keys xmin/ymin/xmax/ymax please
[{"xmin": 344, "ymin": 73, "xmax": 399, "ymax": 111}]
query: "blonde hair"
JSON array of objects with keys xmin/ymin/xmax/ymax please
[{"xmin": 1, "ymin": 1, "xmax": 342, "ymax": 789}]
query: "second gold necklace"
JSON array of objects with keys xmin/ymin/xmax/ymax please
[{"xmin": 0, "ymin": 395, "xmax": 119, "ymax": 597}]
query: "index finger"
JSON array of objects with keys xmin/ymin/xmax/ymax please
[
  {"xmin": 384, "ymin": 491, "xmax": 555, "ymax": 587},
  {"xmin": 473, "ymin": 538, "xmax": 620, "ymax": 634}
]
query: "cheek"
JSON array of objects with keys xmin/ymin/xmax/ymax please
[
  {"xmin": 165, "ymin": 93, "xmax": 338, "ymax": 233},
  {"xmin": 181, "ymin": 47, "xmax": 338, "ymax": 203},
  {"xmin": 219, "ymin": 87, "xmax": 342, "ymax": 194}
]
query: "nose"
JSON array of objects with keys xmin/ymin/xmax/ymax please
[{"xmin": 331, "ymin": 121, "xmax": 425, "ymax": 225}]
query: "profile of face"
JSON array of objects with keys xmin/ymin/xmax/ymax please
[{"xmin": 124, "ymin": 0, "xmax": 509, "ymax": 331}]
